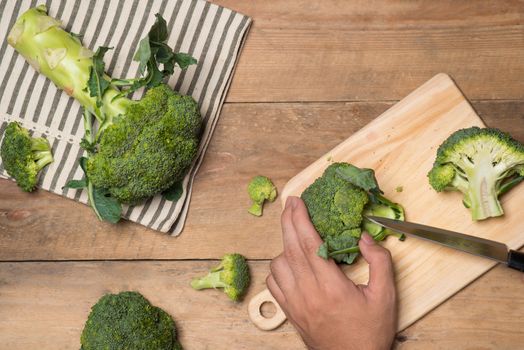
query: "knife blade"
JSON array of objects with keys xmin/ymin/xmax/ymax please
[{"xmin": 365, "ymin": 215, "xmax": 524, "ymax": 271}]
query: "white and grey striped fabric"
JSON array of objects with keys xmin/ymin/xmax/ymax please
[{"xmin": 0, "ymin": 0, "xmax": 251, "ymax": 234}]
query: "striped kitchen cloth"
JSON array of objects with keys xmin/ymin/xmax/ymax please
[{"xmin": 0, "ymin": 0, "xmax": 251, "ymax": 235}]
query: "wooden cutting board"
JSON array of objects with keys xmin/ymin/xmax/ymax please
[{"xmin": 280, "ymin": 73, "xmax": 524, "ymax": 331}]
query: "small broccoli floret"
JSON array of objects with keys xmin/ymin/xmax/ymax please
[
  {"xmin": 80, "ymin": 291, "xmax": 182, "ymax": 350},
  {"xmin": 86, "ymin": 84, "xmax": 201, "ymax": 204},
  {"xmin": 247, "ymin": 175, "xmax": 277, "ymax": 216},
  {"xmin": 428, "ymin": 127, "xmax": 524, "ymax": 220},
  {"xmin": 1, "ymin": 122, "xmax": 53, "ymax": 191},
  {"xmin": 191, "ymin": 253, "xmax": 250, "ymax": 301},
  {"xmin": 302, "ymin": 163, "xmax": 405, "ymax": 264}
]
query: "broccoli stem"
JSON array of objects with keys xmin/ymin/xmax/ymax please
[
  {"xmin": 190, "ymin": 271, "xmax": 226, "ymax": 290},
  {"xmin": 328, "ymin": 245, "xmax": 360, "ymax": 257},
  {"xmin": 248, "ymin": 202, "xmax": 263, "ymax": 216},
  {"xmin": 498, "ymin": 174, "xmax": 524, "ymax": 196},
  {"xmin": 34, "ymin": 151, "xmax": 54, "ymax": 170},
  {"xmin": 82, "ymin": 109, "xmax": 103, "ymax": 221},
  {"xmin": 465, "ymin": 157, "xmax": 504, "ymax": 220},
  {"xmin": 8, "ymin": 5, "xmax": 130, "ymax": 124},
  {"xmin": 30, "ymin": 137, "xmax": 53, "ymax": 170}
]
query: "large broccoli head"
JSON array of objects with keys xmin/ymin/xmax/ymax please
[
  {"xmin": 86, "ymin": 84, "xmax": 202, "ymax": 204},
  {"xmin": 80, "ymin": 291, "xmax": 182, "ymax": 350},
  {"xmin": 191, "ymin": 253, "xmax": 251, "ymax": 301},
  {"xmin": 301, "ymin": 163, "xmax": 404, "ymax": 264},
  {"xmin": 428, "ymin": 127, "xmax": 524, "ymax": 220},
  {"xmin": 0, "ymin": 122, "xmax": 53, "ymax": 192}
]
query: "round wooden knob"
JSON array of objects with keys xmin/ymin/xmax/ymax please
[{"xmin": 248, "ymin": 288, "xmax": 287, "ymax": 331}]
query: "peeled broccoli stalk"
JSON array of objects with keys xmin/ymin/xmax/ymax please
[
  {"xmin": 80, "ymin": 291, "xmax": 182, "ymax": 350},
  {"xmin": 191, "ymin": 254, "xmax": 250, "ymax": 301},
  {"xmin": 1, "ymin": 122, "xmax": 54, "ymax": 191},
  {"xmin": 302, "ymin": 163, "xmax": 405, "ymax": 264},
  {"xmin": 8, "ymin": 5, "xmax": 130, "ymax": 125},
  {"xmin": 247, "ymin": 175, "xmax": 277, "ymax": 216},
  {"xmin": 428, "ymin": 127, "xmax": 524, "ymax": 221}
]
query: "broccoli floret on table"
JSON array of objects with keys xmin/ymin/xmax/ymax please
[
  {"xmin": 428, "ymin": 127, "xmax": 524, "ymax": 220},
  {"xmin": 191, "ymin": 253, "xmax": 251, "ymax": 301},
  {"xmin": 80, "ymin": 291, "xmax": 182, "ymax": 350},
  {"xmin": 0, "ymin": 122, "xmax": 53, "ymax": 192}
]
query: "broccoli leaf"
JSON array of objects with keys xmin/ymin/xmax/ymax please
[
  {"xmin": 134, "ymin": 37, "xmax": 152, "ymax": 75},
  {"xmin": 174, "ymin": 52, "xmax": 197, "ymax": 70},
  {"xmin": 63, "ymin": 179, "xmax": 87, "ymax": 189},
  {"xmin": 336, "ymin": 164, "xmax": 383, "ymax": 194},
  {"xmin": 92, "ymin": 187, "xmax": 122, "ymax": 223},
  {"xmin": 162, "ymin": 180, "xmax": 183, "ymax": 202},
  {"xmin": 78, "ymin": 156, "xmax": 122, "ymax": 223},
  {"xmin": 148, "ymin": 13, "xmax": 169, "ymax": 42},
  {"xmin": 112, "ymin": 14, "xmax": 197, "ymax": 99},
  {"xmin": 87, "ymin": 46, "xmax": 112, "ymax": 108}
]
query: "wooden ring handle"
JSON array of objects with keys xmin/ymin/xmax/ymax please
[{"xmin": 248, "ymin": 288, "xmax": 287, "ymax": 330}]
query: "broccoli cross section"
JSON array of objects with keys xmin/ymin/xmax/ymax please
[
  {"xmin": 247, "ymin": 175, "xmax": 277, "ymax": 216},
  {"xmin": 1, "ymin": 122, "xmax": 53, "ymax": 191},
  {"xmin": 428, "ymin": 127, "xmax": 524, "ymax": 220},
  {"xmin": 191, "ymin": 253, "xmax": 251, "ymax": 301}
]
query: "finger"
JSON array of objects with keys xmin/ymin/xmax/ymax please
[
  {"xmin": 266, "ymin": 273, "xmax": 286, "ymax": 308},
  {"xmin": 269, "ymin": 253, "xmax": 296, "ymax": 296},
  {"xmin": 290, "ymin": 197, "xmax": 350, "ymax": 280},
  {"xmin": 290, "ymin": 197, "xmax": 324, "ymax": 257},
  {"xmin": 358, "ymin": 233, "xmax": 395, "ymax": 295},
  {"xmin": 281, "ymin": 197, "xmax": 312, "ymax": 277}
]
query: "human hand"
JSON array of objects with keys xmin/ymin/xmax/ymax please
[{"xmin": 267, "ymin": 196, "xmax": 397, "ymax": 350}]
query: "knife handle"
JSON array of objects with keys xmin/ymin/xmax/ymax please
[{"xmin": 508, "ymin": 250, "xmax": 524, "ymax": 272}]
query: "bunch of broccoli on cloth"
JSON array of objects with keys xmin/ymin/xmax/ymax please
[{"xmin": 3, "ymin": 5, "xmax": 202, "ymax": 223}]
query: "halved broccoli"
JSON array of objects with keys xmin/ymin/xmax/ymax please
[
  {"xmin": 428, "ymin": 127, "xmax": 524, "ymax": 220},
  {"xmin": 191, "ymin": 253, "xmax": 250, "ymax": 301},
  {"xmin": 81, "ymin": 291, "xmax": 182, "ymax": 350},
  {"xmin": 247, "ymin": 175, "xmax": 277, "ymax": 216},
  {"xmin": 1, "ymin": 122, "xmax": 53, "ymax": 191},
  {"xmin": 301, "ymin": 163, "xmax": 405, "ymax": 264}
]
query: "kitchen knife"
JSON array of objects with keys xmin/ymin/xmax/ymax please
[{"xmin": 365, "ymin": 216, "xmax": 524, "ymax": 272}]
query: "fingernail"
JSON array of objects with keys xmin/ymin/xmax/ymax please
[{"xmin": 361, "ymin": 233, "xmax": 374, "ymax": 245}]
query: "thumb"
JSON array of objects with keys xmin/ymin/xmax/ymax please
[{"xmin": 359, "ymin": 233, "xmax": 395, "ymax": 295}]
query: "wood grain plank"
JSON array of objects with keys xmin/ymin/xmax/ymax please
[
  {"xmin": 210, "ymin": 0, "xmax": 524, "ymax": 102},
  {"xmin": 0, "ymin": 260, "xmax": 523, "ymax": 349},
  {"xmin": 0, "ymin": 100, "xmax": 522, "ymax": 261}
]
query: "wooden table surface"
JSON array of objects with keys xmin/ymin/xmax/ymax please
[{"xmin": 1, "ymin": 1, "xmax": 523, "ymax": 349}]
